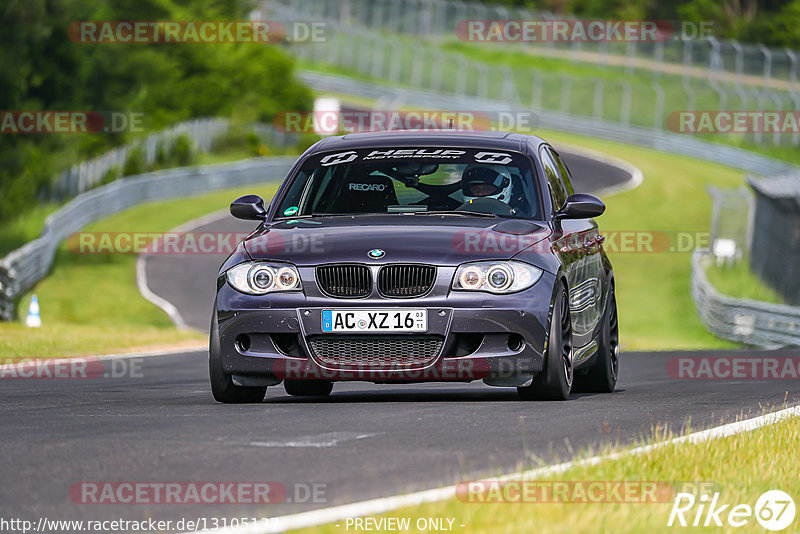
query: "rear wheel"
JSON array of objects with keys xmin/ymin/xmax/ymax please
[
  {"xmin": 284, "ymin": 380, "xmax": 333, "ymax": 397},
  {"xmin": 209, "ymin": 311, "xmax": 267, "ymax": 404},
  {"xmin": 574, "ymin": 286, "xmax": 619, "ymax": 393},
  {"xmin": 518, "ymin": 282, "xmax": 573, "ymax": 401}
]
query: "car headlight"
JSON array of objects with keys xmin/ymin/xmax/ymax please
[
  {"xmin": 226, "ymin": 262, "xmax": 302, "ymax": 294},
  {"xmin": 452, "ymin": 261, "xmax": 542, "ymax": 294}
]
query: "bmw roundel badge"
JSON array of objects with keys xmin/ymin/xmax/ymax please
[{"xmin": 368, "ymin": 249, "xmax": 385, "ymax": 259}]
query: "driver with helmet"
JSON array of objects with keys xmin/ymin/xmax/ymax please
[{"xmin": 461, "ymin": 165, "xmax": 514, "ymax": 203}]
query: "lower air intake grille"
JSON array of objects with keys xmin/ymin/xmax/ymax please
[
  {"xmin": 316, "ymin": 264, "xmax": 371, "ymax": 298},
  {"xmin": 378, "ymin": 264, "xmax": 436, "ymax": 297},
  {"xmin": 308, "ymin": 335, "xmax": 443, "ymax": 368}
]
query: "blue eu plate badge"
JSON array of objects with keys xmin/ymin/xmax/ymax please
[{"xmin": 322, "ymin": 310, "xmax": 333, "ymax": 332}]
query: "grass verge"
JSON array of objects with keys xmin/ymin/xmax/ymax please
[
  {"xmin": 0, "ymin": 182, "xmax": 279, "ymax": 359},
  {"xmin": 539, "ymin": 129, "xmax": 742, "ymax": 350},
  {"xmin": 705, "ymin": 260, "xmax": 784, "ymax": 304},
  {"xmin": 291, "ymin": 411, "xmax": 800, "ymax": 534}
]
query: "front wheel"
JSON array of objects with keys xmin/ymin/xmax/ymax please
[
  {"xmin": 574, "ymin": 286, "xmax": 619, "ymax": 393},
  {"xmin": 518, "ymin": 282, "xmax": 573, "ymax": 401}
]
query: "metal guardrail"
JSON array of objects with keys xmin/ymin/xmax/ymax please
[
  {"xmin": 299, "ymin": 71, "xmax": 800, "ymax": 177},
  {"xmin": 0, "ymin": 158, "xmax": 295, "ymax": 321},
  {"xmin": 691, "ymin": 250, "xmax": 800, "ymax": 348}
]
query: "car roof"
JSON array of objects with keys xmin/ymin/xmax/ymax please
[{"xmin": 305, "ymin": 130, "xmax": 547, "ymax": 154}]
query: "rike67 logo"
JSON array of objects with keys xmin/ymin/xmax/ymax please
[{"xmin": 668, "ymin": 490, "xmax": 795, "ymax": 531}]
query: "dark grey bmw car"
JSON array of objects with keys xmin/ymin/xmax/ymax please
[{"xmin": 210, "ymin": 130, "xmax": 618, "ymax": 402}]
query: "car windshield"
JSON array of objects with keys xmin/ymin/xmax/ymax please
[{"xmin": 275, "ymin": 147, "xmax": 542, "ymax": 219}]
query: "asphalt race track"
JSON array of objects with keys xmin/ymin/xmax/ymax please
[
  {"xmin": 2, "ymin": 152, "xmax": 799, "ymax": 527},
  {"xmin": 3, "ymin": 349, "xmax": 800, "ymax": 524}
]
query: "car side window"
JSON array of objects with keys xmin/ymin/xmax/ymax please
[
  {"xmin": 548, "ymin": 148, "xmax": 575, "ymax": 196},
  {"xmin": 539, "ymin": 147, "xmax": 567, "ymax": 210}
]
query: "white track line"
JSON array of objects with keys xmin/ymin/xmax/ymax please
[
  {"xmin": 135, "ymin": 208, "xmax": 232, "ymax": 331},
  {"xmin": 136, "ymin": 257, "xmax": 189, "ymax": 330},
  {"xmin": 0, "ymin": 345, "xmax": 206, "ymax": 371},
  {"xmin": 194, "ymin": 404, "xmax": 800, "ymax": 534},
  {"xmin": 557, "ymin": 144, "xmax": 644, "ymax": 197}
]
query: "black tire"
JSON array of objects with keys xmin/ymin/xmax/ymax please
[
  {"xmin": 574, "ymin": 286, "xmax": 619, "ymax": 393},
  {"xmin": 518, "ymin": 282, "xmax": 573, "ymax": 401},
  {"xmin": 209, "ymin": 311, "xmax": 267, "ymax": 404},
  {"xmin": 284, "ymin": 380, "xmax": 333, "ymax": 397}
]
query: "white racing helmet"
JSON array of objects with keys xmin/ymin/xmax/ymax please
[{"xmin": 461, "ymin": 165, "xmax": 513, "ymax": 203}]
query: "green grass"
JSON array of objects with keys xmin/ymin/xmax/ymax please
[
  {"xmin": 1, "ymin": 183, "xmax": 279, "ymax": 359},
  {"xmin": 705, "ymin": 260, "xmax": 784, "ymax": 304},
  {"xmin": 538, "ymin": 129, "xmax": 740, "ymax": 350},
  {"xmin": 291, "ymin": 412, "xmax": 800, "ymax": 534}
]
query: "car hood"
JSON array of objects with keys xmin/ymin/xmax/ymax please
[{"xmin": 243, "ymin": 215, "xmax": 550, "ymax": 266}]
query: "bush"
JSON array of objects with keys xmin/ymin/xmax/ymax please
[
  {"xmin": 0, "ymin": 0, "xmax": 312, "ymax": 224},
  {"xmin": 170, "ymin": 135, "xmax": 195, "ymax": 167},
  {"xmin": 122, "ymin": 146, "xmax": 145, "ymax": 177}
]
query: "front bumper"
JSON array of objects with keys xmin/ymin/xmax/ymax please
[{"xmin": 214, "ymin": 269, "xmax": 555, "ymax": 383}]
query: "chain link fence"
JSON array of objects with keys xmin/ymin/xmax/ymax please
[
  {"xmin": 267, "ymin": 0, "xmax": 800, "ymax": 148},
  {"xmin": 298, "ymin": 71, "xmax": 799, "ymax": 177},
  {"xmin": 274, "ymin": 0, "xmax": 800, "ymax": 91}
]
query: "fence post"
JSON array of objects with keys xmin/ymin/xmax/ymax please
[
  {"xmin": 560, "ymin": 76, "xmax": 572, "ymax": 113},
  {"xmin": 455, "ymin": 57, "xmax": 467, "ymax": 96},
  {"xmin": 371, "ymin": 35, "xmax": 386, "ymax": 79},
  {"xmin": 625, "ymin": 41, "xmax": 637, "ymax": 75},
  {"xmin": 759, "ymin": 45, "xmax": 772, "ymax": 89},
  {"xmin": 593, "ymin": 79, "xmax": 604, "ymax": 120},
  {"xmin": 477, "ymin": 63, "xmax": 489, "ymax": 99},
  {"xmin": 786, "ymin": 48, "xmax": 798, "ymax": 94},
  {"xmin": 620, "ymin": 81, "xmax": 631, "ymax": 126},
  {"xmin": 731, "ymin": 40, "xmax": 744, "ymax": 85}
]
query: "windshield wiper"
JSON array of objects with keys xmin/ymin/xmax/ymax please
[{"xmin": 416, "ymin": 210, "xmax": 498, "ymax": 218}]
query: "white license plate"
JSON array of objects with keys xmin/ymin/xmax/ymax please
[{"xmin": 321, "ymin": 309, "xmax": 427, "ymax": 333}]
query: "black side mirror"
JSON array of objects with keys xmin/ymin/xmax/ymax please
[
  {"xmin": 555, "ymin": 193, "xmax": 605, "ymax": 220},
  {"xmin": 230, "ymin": 195, "xmax": 267, "ymax": 221}
]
